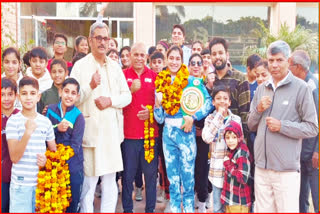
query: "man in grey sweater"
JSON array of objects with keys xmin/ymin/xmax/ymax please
[{"xmin": 248, "ymin": 40, "xmax": 318, "ymax": 213}]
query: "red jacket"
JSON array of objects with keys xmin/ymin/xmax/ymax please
[{"xmin": 123, "ymin": 66, "xmax": 159, "ymax": 139}]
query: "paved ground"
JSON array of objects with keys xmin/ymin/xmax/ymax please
[{"xmin": 93, "ymin": 181, "xmax": 315, "ymax": 213}]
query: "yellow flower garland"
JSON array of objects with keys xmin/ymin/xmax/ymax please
[
  {"xmin": 35, "ymin": 144, "xmax": 74, "ymax": 213},
  {"xmin": 144, "ymin": 105, "xmax": 155, "ymax": 163},
  {"xmin": 155, "ymin": 64, "xmax": 189, "ymax": 115}
]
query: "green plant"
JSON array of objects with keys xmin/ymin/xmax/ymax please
[{"xmin": 242, "ymin": 21, "xmax": 318, "ymax": 65}]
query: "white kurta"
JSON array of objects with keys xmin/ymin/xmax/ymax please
[{"xmin": 71, "ymin": 53, "xmax": 132, "ymax": 176}]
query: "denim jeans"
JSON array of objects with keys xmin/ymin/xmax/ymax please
[
  {"xmin": 9, "ymin": 183, "xmax": 36, "ymax": 213},
  {"xmin": 66, "ymin": 170, "xmax": 84, "ymax": 213},
  {"xmin": 212, "ymin": 185, "xmax": 224, "ymax": 213},
  {"xmin": 299, "ymin": 161, "xmax": 319, "ymax": 213},
  {"xmin": 2, "ymin": 182, "xmax": 10, "ymax": 213}
]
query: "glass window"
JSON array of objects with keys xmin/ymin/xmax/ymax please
[
  {"xmin": 296, "ymin": 6, "xmax": 318, "ymax": 33},
  {"xmin": 296, "ymin": 5, "xmax": 319, "ymax": 74},
  {"xmin": 21, "ymin": 3, "xmax": 133, "ymax": 18},
  {"xmin": 156, "ymin": 4, "xmax": 270, "ymax": 72},
  {"xmin": 119, "ymin": 21, "xmax": 134, "ymax": 47}
]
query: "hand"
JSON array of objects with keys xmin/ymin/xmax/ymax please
[
  {"xmin": 155, "ymin": 92, "xmax": 163, "ymax": 108},
  {"xmin": 90, "ymin": 70, "xmax": 101, "ymax": 90},
  {"xmin": 257, "ymin": 96, "xmax": 272, "ymax": 113},
  {"xmin": 94, "ymin": 96, "xmax": 112, "ymax": 110},
  {"xmin": 98, "ymin": 3, "xmax": 109, "ymax": 16},
  {"xmin": 217, "ymin": 106, "xmax": 227, "ymax": 116},
  {"xmin": 181, "ymin": 115, "xmax": 194, "ymax": 133},
  {"xmin": 312, "ymin": 152, "xmax": 319, "ymax": 169},
  {"xmin": 37, "ymin": 154, "xmax": 47, "ymax": 167},
  {"xmin": 223, "ymin": 156, "xmax": 230, "ymax": 162},
  {"xmin": 137, "ymin": 105, "xmax": 150, "ymax": 120},
  {"xmin": 25, "ymin": 119, "xmax": 37, "ymax": 135},
  {"xmin": 130, "ymin": 79, "xmax": 141, "ymax": 93},
  {"xmin": 57, "ymin": 121, "xmax": 69, "ymax": 132},
  {"xmin": 42, "ymin": 105, "xmax": 48, "ymax": 115},
  {"xmin": 265, "ymin": 117, "xmax": 281, "ymax": 132}
]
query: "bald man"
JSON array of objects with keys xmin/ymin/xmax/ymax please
[{"xmin": 121, "ymin": 42, "xmax": 159, "ymax": 213}]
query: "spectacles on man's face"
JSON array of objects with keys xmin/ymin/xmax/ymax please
[
  {"xmin": 92, "ymin": 36, "xmax": 109, "ymax": 43},
  {"xmin": 190, "ymin": 61, "xmax": 202, "ymax": 67},
  {"xmin": 54, "ymin": 41, "xmax": 66, "ymax": 46}
]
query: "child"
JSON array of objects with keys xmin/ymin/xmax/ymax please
[
  {"xmin": 46, "ymin": 78, "xmax": 85, "ymax": 213},
  {"xmin": 202, "ymin": 84, "xmax": 242, "ymax": 213},
  {"xmin": 26, "ymin": 47, "xmax": 53, "ymax": 93},
  {"xmin": 47, "ymin": 33, "xmax": 72, "ymax": 72},
  {"xmin": 1, "ymin": 78, "xmax": 20, "ymax": 213},
  {"xmin": 6, "ymin": 76, "xmax": 57, "ymax": 213},
  {"xmin": 150, "ymin": 51, "xmax": 165, "ymax": 73},
  {"xmin": 221, "ymin": 121, "xmax": 251, "ymax": 213},
  {"xmin": 37, "ymin": 59, "xmax": 68, "ymax": 115},
  {"xmin": 2, "ymin": 47, "xmax": 24, "ymax": 110}
]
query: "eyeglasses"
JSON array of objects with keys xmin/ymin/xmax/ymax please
[
  {"xmin": 190, "ymin": 61, "xmax": 202, "ymax": 67},
  {"xmin": 54, "ymin": 41, "xmax": 66, "ymax": 46},
  {"xmin": 92, "ymin": 36, "xmax": 109, "ymax": 43}
]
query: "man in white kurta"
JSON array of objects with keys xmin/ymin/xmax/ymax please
[{"xmin": 70, "ymin": 21, "xmax": 131, "ymax": 213}]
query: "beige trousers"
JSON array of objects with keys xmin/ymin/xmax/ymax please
[
  {"xmin": 254, "ymin": 166, "xmax": 300, "ymax": 213},
  {"xmin": 225, "ymin": 205, "xmax": 250, "ymax": 213}
]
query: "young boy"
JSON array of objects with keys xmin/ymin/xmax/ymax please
[
  {"xmin": 26, "ymin": 47, "xmax": 53, "ymax": 93},
  {"xmin": 47, "ymin": 33, "xmax": 72, "ymax": 72},
  {"xmin": 221, "ymin": 121, "xmax": 251, "ymax": 213},
  {"xmin": 202, "ymin": 84, "xmax": 242, "ymax": 213},
  {"xmin": 46, "ymin": 78, "xmax": 85, "ymax": 213},
  {"xmin": 6, "ymin": 76, "xmax": 57, "ymax": 213},
  {"xmin": 37, "ymin": 59, "xmax": 68, "ymax": 115},
  {"xmin": 150, "ymin": 51, "xmax": 165, "ymax": 73},
  {"xmin": 1, "ymin": 78, "xmax": 20, "ymax": 213}
]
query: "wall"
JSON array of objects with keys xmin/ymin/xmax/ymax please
[{"xmin": 1, "ymin": 3, "xmax": 18, "ymax": 47}]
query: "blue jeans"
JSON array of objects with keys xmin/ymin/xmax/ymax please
[
  {"xmin": 212, "ymin": 185, "xmax": 224, "ymax": 213},
  {"xmin": 2, "ymin": 182, "xmax": 10, "ymax": 213},
  {"xmin": 66, "ymin": 170, "xmax": 84, "ymax": 213},
  {"xmin": 121, "ymin": 138, "xmax": 158, "ymax": 213},
  {"xmin": 299, "ymin": 160, "xmax": 319, "ymax": 213},
  {"xmin": 9, "ymin": 183, "xmax": 36, "ymax": 213}
]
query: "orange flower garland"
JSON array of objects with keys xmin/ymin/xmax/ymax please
[
  {"xmin": 155, "ymin": 64, "xmax": 189, "ymax": 115},
  {"xmin": 35, "ymin": 144, "xmax": 74, "ymax": 213},
  {"xmin": 144, "ymin": 105, "xmax": 155, "ymax": 163}
]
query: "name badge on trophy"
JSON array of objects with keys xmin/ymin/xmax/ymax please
[{"xmin": 181, "ymin": 77, "xmax": 205, "ymax": 116}]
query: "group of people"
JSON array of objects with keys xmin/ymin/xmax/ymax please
[{"xmin": 1, "ymin": 10, "xmax": 319, "ymax": 214}]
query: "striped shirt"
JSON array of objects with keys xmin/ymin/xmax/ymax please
[
  {"xmin": 6, "ymin": 112, "xmax": 55, "ymax": 186},
  {"xmin": 202, "ymin": 110, "xmax": 242, "ymax": 188}
]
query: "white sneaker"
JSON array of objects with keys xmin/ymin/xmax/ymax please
[
  {"xmin": 164, "ymin": 199, "xmax": 171, "ymax": 213},
  {"xmin": 198, "ymin": 202, "xmax": 207, "ymax": 213},
  {"xmin": 157, "ymin": 189, "xmax": 165, "ymax": 203},
  {"xmin": 205, "ymin": 193, "xmax": 212, "ymax": 209},
  {"xmin": 135, "ymin": 187, "xmax": 143, "ymax": 201},
  {"xmin": 194, "ymin": 194, "xmax": 199, "ymax": 209}
]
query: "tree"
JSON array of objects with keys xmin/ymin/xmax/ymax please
[{"xmin": 242, "ymin": 22, "xmax": 318, "ymax": 65}]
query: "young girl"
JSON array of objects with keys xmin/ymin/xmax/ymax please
[
  {"xmin": 154, "ymin": 45, "xmax": 213, "ymax": 212},
  {"xmin": 2, "ymin": 47, "xmax": 23, "ymax": 110}
]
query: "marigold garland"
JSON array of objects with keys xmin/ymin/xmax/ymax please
[
  {"xmin": 144, "ymin": 105, "xmax": 155, "ymax": 163},
  {"xmin": 155, "ymin": 64, "xmax": 189, "ymax": 115},
  {"xmin": 35, "ymin": 144, "xmax": 74, "ymax": 213}
]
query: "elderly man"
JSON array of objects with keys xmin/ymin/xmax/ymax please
[
  {"xmin": 289, "ymin": 50, "xmax": 319, "ymax": 213},
  {"xmin": 248, "ymin": 41, "xmax": 318, "ymax": 212},
  {"xmin": 70, "ymin": 21, "xmax": 132, "ymax": 212},
  {"xmin": 121, "ymin": 42, "xmax": 159, "ymax": 213}
]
